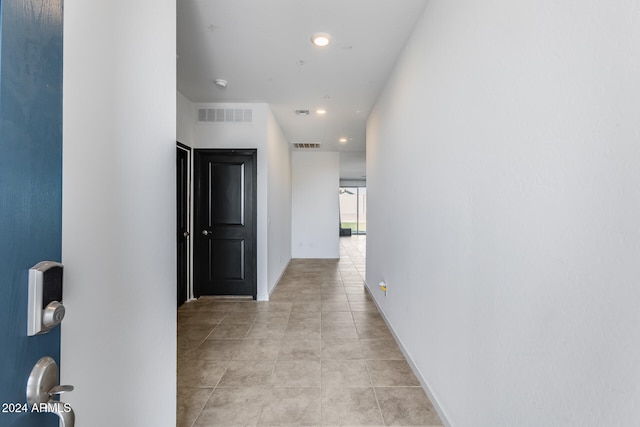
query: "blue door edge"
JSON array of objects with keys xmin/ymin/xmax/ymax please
[{"xmin": 0, "ymin": 0, "xmax": 64, "ymax": 425}]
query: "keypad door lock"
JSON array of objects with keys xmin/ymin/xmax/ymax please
[{"xmin": 28, "ymin": 261, "xmax": 66, "ymax": 336}]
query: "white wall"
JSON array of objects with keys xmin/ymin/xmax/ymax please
[
  {"xmin": 367, "ymin": 1, "xmax": 640, "ymax": 426},
  {"xmin": 339, "ymin": 151, "xmax": 366, "ymax": 182},
  {"xmin": 291, "ymin": 151, "xmax": 340, "ymax": 258},
  {"xmin": 190, "ymin": 102, "xmax": 292, "ymax": 300},
  {"xmin": 266, "ymin": 108, "xmax": 292, "ymax": 295},
  {"xmin": 61, "ymin": 0, "xmax": 176, "ymax": 426},
  {"xmin": 177, "ymin": 91, "xmax": 195, "ymax": 147}
]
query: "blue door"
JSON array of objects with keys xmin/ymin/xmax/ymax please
[{"xmin": 0, "ymin": 0, "xmax": 63, "ymax": 425}]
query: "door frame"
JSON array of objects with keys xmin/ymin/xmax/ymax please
[
  {"xmin": 176, "ymin": 142, "xmax": 192, "ymax": 306},
  {"xmin": 193, "ymin": 148, "xmax": 258, "ymax": 299}
]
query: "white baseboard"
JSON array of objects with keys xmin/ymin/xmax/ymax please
[
  {"xmin": 264, "ymin": 258, "xmax": 292, "ymax": 300},
  {"xmin": 364, "ymin": 282, "xmax": 452, "ymax": 427}
]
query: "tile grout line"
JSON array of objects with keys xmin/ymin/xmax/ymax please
[
  {"xmin": 187, "ymin": 387, "xmax": 215, "ymax": 427},
  {"xmin": 369, "ymin": 379, "xmax": 387, "ymax": 427},
  {"xmin": 255, "ymin": 352, "xmax": 280, "ymax": 426}
]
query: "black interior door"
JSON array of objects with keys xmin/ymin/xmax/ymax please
[
  {"xmin": 177, "ymin": 144, "xmax": 190, "ymax": 306},
  {"xmin": 194, "ymin": 149, "xmax": 257, "ymax": 298}
]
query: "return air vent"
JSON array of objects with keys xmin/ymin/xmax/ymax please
[
  {"xmin": 292, "ymin": 142, "xmax": 322, "ymax": 149},
  {"xmin": 197, "ymin": 108, "xmax": 253, "ymax": 123}
]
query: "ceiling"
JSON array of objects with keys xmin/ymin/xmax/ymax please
[{"xmin": 177, "ymin": 0, "xmax": 427, "ymax": 179}]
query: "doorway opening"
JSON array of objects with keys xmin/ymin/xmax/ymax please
[{"xmin": 339, "ymin": 186, "xmax": 367, "ymax": 235}]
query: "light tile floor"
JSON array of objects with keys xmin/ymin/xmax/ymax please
[{"xmin": 177, "ymin": 236, "xmax": 443, "ymax": 426}]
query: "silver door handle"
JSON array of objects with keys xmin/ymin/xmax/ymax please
[
  {"xmin": 202, "ymin": 230, "xmax": 212, "ymax": 236},
  {"xmin": 27, "ymin": 357, "xmax": 75, "ymax": 427},
  {"xmin": 49, "ymin": 385, "xmax": 74, "ymax": 396},
  {"xmin": 183, "ymin": 231, "xmax": 190, "ymax": 237}
]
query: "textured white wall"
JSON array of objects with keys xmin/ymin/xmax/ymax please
[
  {"xmin": 61, "ymin": 0, "xmax": 176, "ymax": 425},
  {"xmin": 291, "ymin": 151, "xmax": 340, "ymax": 258},
  {"xmin": 367, "ymin": 1, "xmax": 640, "ymax": 426}
]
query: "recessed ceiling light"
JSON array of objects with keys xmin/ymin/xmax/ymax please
[
  {"xmin": 316, "ymin": 109, "xmax": 327, "ymax": 115},
  {"xmin": 311, "ymin": 32, "xmax": 331, "ymax": 47},
  {"xmin": 339, "ymin": 137, "xmax": 348, "ymax": 143}
]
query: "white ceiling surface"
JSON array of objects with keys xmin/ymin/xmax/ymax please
[{"xmin": 177, "ymin": 0, "xmax": 426, "ymax": 178}]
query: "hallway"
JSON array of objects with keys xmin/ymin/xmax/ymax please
[{"xmin": 177, "ymin": 236, "xmax": 443, "ymax": 426}]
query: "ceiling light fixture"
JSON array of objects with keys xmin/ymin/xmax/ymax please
[
  {"xmin": 214, "ymin": 79, "xmax": 228, "ymax": 88},
  {"xmin": 339, "ymin": 137, "xmax": 348, "ymax": 143},
  {"xmin": 311, "ymin": 32, "xmax": 332, "ymax": 47},
  {"xmin": 316, "ymin": 109, "xmax": 327, "ymax": 115}
]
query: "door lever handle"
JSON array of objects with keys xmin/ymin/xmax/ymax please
[
  {"xmin": 49, "ymin": 384, "xmax": 74, "ymax": 396},
  {"xmin": 46, "ymin": 401, "xmax": 75, "ymax": 427},
  {"xmin": 202, "ymin": 229, "xmax": 212, "ymax": 236},
  {"xmin": 27, "ymin": 357, "xmax": 75, "ymax": 427}
]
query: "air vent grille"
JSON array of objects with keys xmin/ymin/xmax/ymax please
[
  {"xmin": 197, "ymin": 108, "xmax": 253, "ymax": 123},
  {"xmin": 292, "ymin": 142, "xmax": 321, "ymax": 149}
]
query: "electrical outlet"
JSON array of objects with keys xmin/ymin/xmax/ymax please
[{"xmin": 379, "ymin": 281, "xmax": 387, "ymax": 296}]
